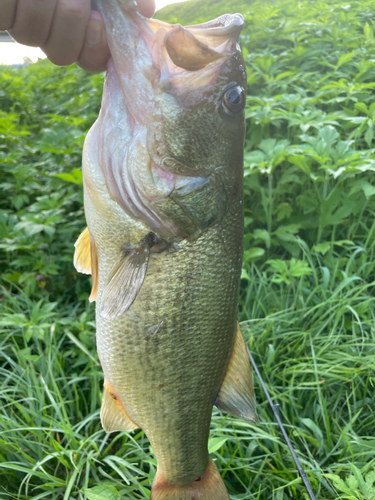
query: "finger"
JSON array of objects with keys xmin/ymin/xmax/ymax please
[
  {"xmin": 138, "ymin": 0, "xmax": 155, "ymax": 18},
  {"xmin": 77, "ymin": 10, "xmax": 110, "ymax": 73},
  {"xmin": 8, "ymin": 0, "xmax": 57, "ymax": 47},
  {"xmin": 0, "ymin": 0, "xmax": 17, "ymax": 30},
  {"xmin": 42, "ymin": 0, "xmax": 91, "ymax": 66}
]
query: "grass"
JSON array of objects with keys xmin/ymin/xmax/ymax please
[
  {"xmin": 1, "ymin": 263, "xmax": 375, "ymax": 499},
  {"xmin": 1, "ymin": 0, "xmax": 375, "ymax": 498}
]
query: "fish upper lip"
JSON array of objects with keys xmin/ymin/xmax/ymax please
[{"xmin": 186, "ymin": 13, "xmax": 245, "ymax": 35}]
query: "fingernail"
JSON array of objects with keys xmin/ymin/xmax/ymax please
[{"xmin": 85, "ymin": 19, "xmax": 102, "ymax": 46}]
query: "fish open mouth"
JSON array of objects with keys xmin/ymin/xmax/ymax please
[{"xmin": 143, "ymin": 13, "xmax": 244, "ymax": 76}]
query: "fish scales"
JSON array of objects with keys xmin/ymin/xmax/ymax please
[
  {"xmin": 84, "ymin": 139, "xmax": 243, "ymax": 482},
  {"xmin": 76, "ymin": 0, "xmax": 258, "ymax": 498}
]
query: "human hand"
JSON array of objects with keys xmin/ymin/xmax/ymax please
[{"xmin": 1, "ymin": 0, "xmax": 156, "ymax": 72}]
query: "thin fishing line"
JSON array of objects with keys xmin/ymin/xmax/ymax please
[{"xmin": 246, "ymin": 346, "xmax": 317, "ymax": 500}]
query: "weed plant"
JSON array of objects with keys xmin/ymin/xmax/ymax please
[{"xmin": 1, "ymin": 0, "xmax": 375, "ymax": 499}]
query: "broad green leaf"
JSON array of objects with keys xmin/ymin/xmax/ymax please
[
  {"xmin": 362, "ymin": 182, "xmax": 375, "ymax": 198},
  {"xmin": 364, "ymin": 22, "xmax": 373, "ymax": 40},
  {"xmin": 349, "ymin": 180, "xmax": 375, "ymax": 199},
  {"xmin": 243, "ymin": 247, "xmax": 265, "ymax": 261},
  {"xmin": 65, "ymin": 331, "xmax": 99, "ymax": 365},
  {"xmin": 323, "ymin": 474, "xmax": 353, "ymax": 496},
  {"xmin": 244, "ymin": 151, "xmax": 265, "ymax": 166},
  {"xmin": 319, "ymin": 125, "xmax": 339, "ymax": 149},
  {"xmin": 253, "ymin": 229, "xmax": 271, "ymax": 249},
  {"xmin": 300, "ymin": 418, "xmax": 323, "ymax": 441},
  {"xmin": 208, "ymin": 437, "xmax": 228, "ymax": 453},
  {"xmin": 348, "ymin": 463, "xmax": 366, "ymax": 492},
  {"xmin": 287, "ymin": 154, "xmax": 310, "ymax": 175},
  {"xmin": 276, "ymin": 203, "xmax": 292, "ymax": 221},
  {"xmin": 53, "ymin": 168, "xmax": 83, "ymax": 185},
  {"xmin": 244, "ymin": 217, "xmax": 254, "ymax": 228},
  {"xmin": 274, "ymin": 225, "xmax": 300, "ymax": 242},
  {"xmin": 313, "ymin": 242, "xmax": 331, "ymax": 255},
  {"xmin": 85, "ymin": 485, "xmax": 120, "ymax": 500},
  {"xmin": 336, "ymin": 51, "xmax": 356, "ymax": 69},
  {"xmin": 241, "ymin": 268, "xmax": 250, "ymax": 281},
  {"xmin": 289, "ymin": 259, "xmax": 312, "ymax": 278},
  {"xmin": 365, "ymin": 470, "xmax": 375, "ymax": 487},
  {"xmin": 365, "ymin": 124, "xmax": 374, "ymax": 147},
  {"xmin": 355, "ymin": 102, "xmax": 369, "ymax": 115}
]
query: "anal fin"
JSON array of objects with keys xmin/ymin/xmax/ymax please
[
  {"xmin": 101, "ymin": 381, "xmax": 139, "ymax": 433},
  {"xmin": 215, "ymin": 322, "xmax": 258, "ymax": 423},
  {"xmin": 74, "ymin": 227, "xmax": 99, "ymax": 302},
  {"xmin": 100, "ymin": 232, "xmax": 157, "ymax": 320}
]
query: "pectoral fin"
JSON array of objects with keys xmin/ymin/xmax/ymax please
[
  {"xmin": 101, "ymin": 381, "xmax": 139, "ymax": 433},
  {"xmin": 74, "ymin": 228, "xmax": 99, "ymax": 302},
  {"xmin": 74, "ymin": 227, "xmax": 91, "ymax": 274},
  {"xmin": 100, "ymin": 233, "xmax": 157, "ymax": 320},
  {"xmin": 215, "ymin": 323, "xmax": 258, "ymax": 423}
]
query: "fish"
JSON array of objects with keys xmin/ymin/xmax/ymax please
[{"xmin": 74, "ymin": 0, "xmax": 258, "ymax": 498}]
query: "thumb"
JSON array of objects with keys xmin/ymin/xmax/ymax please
[
  {"xmin": 77, "ymin": 10, "xmax": 111, "ymax": 73},
  {"xmin": 137, "ymin": 0, "xmax": 156, "ymax": 18}
]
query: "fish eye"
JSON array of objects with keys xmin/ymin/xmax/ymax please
[{"xmin": 222, "ymin": 86, "xmax": 245, "ymax": 114}]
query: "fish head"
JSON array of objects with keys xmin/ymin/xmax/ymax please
[
  {"xmin": 151, "ymin": 14, "xmax": 247, "ymax": 181},
  {"xmin": 90, "ymin": 2, "xmax": 247, "ymax": 239}
]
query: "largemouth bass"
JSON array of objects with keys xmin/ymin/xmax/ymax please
[{"xmin": 74, "ymin": 1, "xmax": 257, "ymax": 498}]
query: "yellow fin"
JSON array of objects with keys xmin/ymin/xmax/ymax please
[
  {"xmin": 73, "ymin": 227, "xmax": 91, "ymax": 274},
  {"xmin": 215, "ymin": 322, "xmax": 258, "ymax": 423},
  {"xmin": 89, "ymin": 238, "xmax": 99, "ymax": 303},
  {"xmin": 100, "ymin": 233, "xmax": 156, "ymax": 320},
  {"xmin": 101, "ymin": 381, "xmax": 139, "ymax": 433},
  {"xmin": 151, "ymin": 457, "xmax": 229, "ymax": 500}
]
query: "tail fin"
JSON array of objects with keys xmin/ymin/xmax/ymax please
[{"xmin": 151, "ymin": 457, "xmax": 229, "ymax": 500}]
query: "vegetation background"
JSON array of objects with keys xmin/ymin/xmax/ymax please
[{"xmin": 1, "ymin": 0, "xmax": 375, "ymax": 498}]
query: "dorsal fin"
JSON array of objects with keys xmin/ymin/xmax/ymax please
[
  {"xmin": 74, "ymin": 227, "xmax": 91, "ymax": 274},
  {"xmin": 74, "ymin": 228, "xmax": 99, "ymax": 302}
]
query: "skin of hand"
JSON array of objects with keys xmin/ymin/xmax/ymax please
[{"xmin": 0, "ymin": 0, "xmax": 156, "ymax": 72}]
